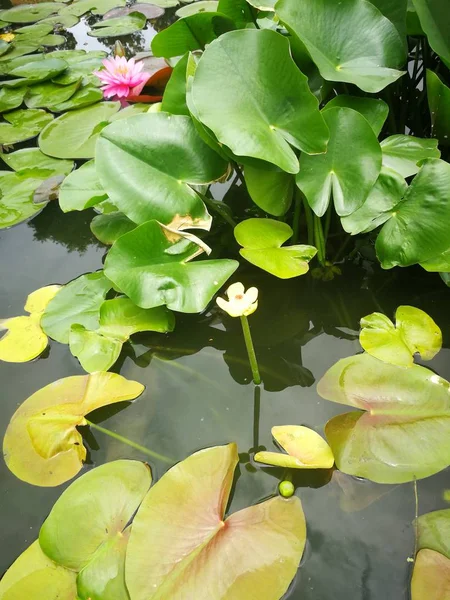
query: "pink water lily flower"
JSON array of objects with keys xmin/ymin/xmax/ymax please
[{"xmin": 93, "ymin": 56, "xmax": 150, "ymax": 99}]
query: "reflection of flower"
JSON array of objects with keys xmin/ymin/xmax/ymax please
[
  {"xmin": 216, "ymin": 282, "xmax": 258, "ymax": 318},
  {"xmin": 93, "ymin": 56, "xmax": 150, "ymax": 99}
]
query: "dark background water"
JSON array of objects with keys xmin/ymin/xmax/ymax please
[{"xmin": 1, "ymin": 4, "xmax": 450, "ymax": 599}]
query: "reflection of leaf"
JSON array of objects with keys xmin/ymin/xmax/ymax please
[
  {"xmin": 3, "ymin": 372, "xmax": 144, "ymax": 486},
  {"xmin": 418, "ymin": 508, "xmax": 450, "ymax": 559},
  {"xmin": 318, "ymin": 353, "xmax": 450, "ymax": 483},
  {"xmin": 126, "ymin": 444, "xmax": 306, "ymax": 600},
  {"xmin": 411, "ymin": 549, "xmax": 450, "ymax": 600},
  {"xmin": 331, "ymin": 470, "xmax": 397, "ymax": 513}
]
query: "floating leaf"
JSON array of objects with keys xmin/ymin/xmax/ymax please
[
  {"xmin": 40, "ymin": 460, "xmax": 151, "ymax": 570},
  {"xmin": 427, "ymin": 70, "xmax": 450, "ymax": 147},
  {"xmin": 244, "ymin": 166, "xmax": 294, "ymax": 216},
  {"xmin": 126, "ymin": 444, "xmax": 306, "ymax": 600},
  {"xmin": 217, "ymin": 0, "xmax": 255, "ymax": 27},
  {"xmin": 51, "ymin": 50, "xmax": 106, "ymax": 85},
  {"xmin": 89, "ymin": 11, "xmax": 147, "ymax": 37},
  {"xmin": 360, "ymin": 305, "xmax": 442, "ymax": 367},
  {"xmin": 418, "ymin": 509, "xmax": 450, "ymax": 559},
  {"xmin": 411, "ymin": 549, "xmax": 450, "ymax": 600},
  {"xmin": 90, "ymin": 212, "xmax": 136, "ymax": 244},
  {"xmin": 318, "ymin": 353, "xmax": 450, "ymax": 483},
  {"xmin": 411, "ymin": 0, "xmax": 450, "ymax": 67},
  {"xmin": 176, "ymin": 1, "xmax": 219, "ymax": 17},
  {"xmin": 235, "ymin": 218, "xmax": 317, "ymax": 278},
  {"xmin": 104, "ymin": 220, "xmax": 238, "ymax": 313},
  {"xmin": 41, "ymin": 271, "xmax": 112, "ymax": 344},
  {"xmin": 380, "ymin": 134, "xmax": 440, "ymax": 177},
  {"xmin": 1, "ymin": 148, "xmax": 74, "ymax": 176},
  {"xmin": 0, "ymin": 108, "xmax": 53, "ymax": 145},
  {"xmin": 324, "ymin": 94, "xmax": 389, "ymax": 136},
  {"xmin": 296, "ymin": 106, "xmax": 382, "ymax": 217},
  {"xmin": 161, "ymin": 52, "xmax": 189, "ymax": 116},
  {"xmin": 96, "ymin": 112, "xmax": 227, "ymax": 229},
  {"xmin": 50, "ymin": 84, "xmax": 103, "ymax": 112},
  {"xmin": 61, "ymin": 0, "xmax": 127, "ymax": 17},
  {"xmin": 0, "ymin": 86, "xmax": 26, "ymax": 112},
  {"xmin": 69, "ymin": 326, "xmax": 123, "ymax": 373},
  {"xmin": 0, "ymin": 285, "xmax": 60, "ymax": 363},
  {"xmin": 245, "ymin": 0, "xmax": 275, "ymax": 9},
  {"xmin": 59, "ymin": 160, "xmax": 107, "ymax": 212},
  {"xmin": 191, "ymin": 29, "xmax": 329, "ymax": 174},
  {"xmin": 421, "ymin": 248, "xmax": 450, "ymax": 273},
  {"xmin": 3, "ymin": 372, "xmax": 144, "ymax": 486},
  {"xmin": 0, "ymin": 3, "xmax": 65, "ymax": 23},
  {"xmin": 277, "ymin": 0, "xmax": 406, "ymax": 93},
  {"xmin": 255, "ymin": 425, "xmax": 334, "ymax": 469},
  {"xmin": 103, "ymin": 3, "xmax": 165, "ymax": 18},
  {"xmin": 25, "ymin": 80, "xmax": 81, "ymax": 110}
]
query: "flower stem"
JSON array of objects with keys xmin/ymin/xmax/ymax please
[
  {"xmin": 85, "ymin": 420, "xmax": 174, "ymax": 465},
  {"xmin": 240, "ymin": 315, "xmax": 261, "ymax": 385}
]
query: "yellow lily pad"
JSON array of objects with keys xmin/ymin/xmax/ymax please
[
  {"xmin": 3, "ymin": 372, "xmax": 144, "ymax": 487},
  {"xmin": 0, "ymin": 285, "xmax": 60, "ymax": 363},
  {"xmin": 254, "ymin": 425, "xmax": 335, "ymax": 469}
]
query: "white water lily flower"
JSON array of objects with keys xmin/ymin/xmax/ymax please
[{"xmin": 216, "ymin": 282, "xmax": 258, "ymax": 318}]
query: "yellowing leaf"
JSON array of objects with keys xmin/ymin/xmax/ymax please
[
  {"xmin": 411, "ymin": 549, "xmax": 450, "ymax": 600},
  {"xmin": 255, "ymin": 425, "xmax": 334, "ymax": 469},
  {"xmin": 0, "ymin": 285, "xmax": 60, "ymax": 363},
  {"xmin": 3, "ymin": 372, "xmax": 144, "ymax": 486}
]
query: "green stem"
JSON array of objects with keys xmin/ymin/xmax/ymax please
[
  {"xmin": 301, "ymin": 192, "xmax": 314, "ymax": 246},
  {"xmin": 324, "ymin": 203, "xmax": 332, "ymax": 242},
  {"xmin": 240, "ymin": 315, "xmax": 261, "ymax": 385},
  {"xmin": 85, "ymin": 420, "xmax": 174, "ymax": 464},
  {"xmin": 313, "ymin": 215, "xmax": 326, "ymax": 265},
  {"xmin": 292, "ymin": 189, "xmax": 302, "ymax": 244}
]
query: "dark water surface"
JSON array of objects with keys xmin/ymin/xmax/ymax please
[{"xmin": 1, "ymin": 5, "xmax": 450, "ymax": 599}]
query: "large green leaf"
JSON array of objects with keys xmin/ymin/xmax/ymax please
[
  {"xmin": 218, "ymin": 0, "xmax": 255, "ymax": 28},
  {"xmin": 411, "ymin": 549, "xmax": 450, "ymax": 600},
  {"xmin": 418, "ymin": 509, "xmax": 450, "ymax": 559},
  {"xmin": 0, "ymin": 170, "xmax": 52, "ymax": 229},
  {"xmin": 360, "ymin": 305, "xmax": 442, "ymax": 367},
  {"xmin": 51, "ymin": 50, "xmax": 106, "ymax": 85},
  {"xmin": 1, "ymin": 148, "xmax": 73, "ymax": 176},
  {"xmin": 427, "ymin": 70, "xmax": 450, "ymax": 147},
  {"xmin": 50, "ymin": 84, "xmax": 103, "ymax": 112},
  {"xmin": 412, "ymin": 0, "xmax": 450, "ymax": 67},
  {"xmin": 0, "ymin": 541, "xmax": 77, "ymax": 600},
  {"xmin": 0, "ymin": 86, "xmax": 26, "ymax": 112},
  {"xmin": 3, "ymin": 372, "xmax": 144, "ymax": 486},
  {"xmin": 318, "ymin": 353, "xmax": 450, "ymax": 483},
  {"xmin": 0, "ymin": 3, "xmax": 65, "ymax": 23},
  {"xmin": 151, "ymin": 12, "xmax": 235, "ymax": 58},
  {"xmin": 325, "ymin": 95, "xmax": 389, "ymax": 136},
  {"xmin": 176, "ymin": 1, "xmax": 219, "ymax": 17},
  {"xmin": 104, "ymin": 220, "xmax": 238, "ymax": 313},
  {"xmin": 376, "ymin": 159, "xmax": 450, "ymax": 268},
  {"xmin": 235, "ymin": 218, "xmax": 317, "ymax": 278},
  {"xmin": 161, "ymin": 52, "xmax": 189, "ymax": 116},
  {"xmin": 0, "ymin": 108, "xmax": 53, "ymax": 144},
  {"xmin": 296, "ymin": 106, "xmax": 382, "ymax": 217},
  {"xmin": 421, "ymin": 248, "xmax": 450, "ymax": 273},
  {"xmin": 41, "ymin": 271, "xmax": 112, "ymax": 344},
  {"xmin": 61, "ymin": 0, "xmax": 127, "ymax": 17},
  {"xmin": 244, "ymin": 165, "xmax": 294, "ymax": 216},
  {"xmin": 40, "ymin": 460, "xmax": 151, "ymax": 570},
  {"xmin": 380, "ymin": 134, "xmax": 440, "ymax": 177},
  {"xmin": 191, "ymin": 29, "xmax": 329, "ymax": 173},
  {"xmin": 277, "ymin": 0, "xmax": 406, "ymax": 93},
  {"xmin": 7, "ymin": 58, "xmax": 68, "ymax": 85},
  {"xmin": 126, "ymin": 444, "xmax": 306, "ymax": 600},
  {"xmin": 90, "ymin": 212, "xmax": 137, "ymax": 245},
  {"xmin": 89, "ymin": 11, "xmax": 147, "ymax": 37},
  {"xmin": 59, "ymin": 160, "xmax": 107, "ymax": 212},
  {"xmin": 25, "ymin": 80, "xmax": 81, "ymax": 110},
  {"xmin": 368, "ymin": 0, "xmax": 408, "ymax": 41},
  {"xmin": 96, "ymin": 112, "xmax": 227, "ymax": 229}
]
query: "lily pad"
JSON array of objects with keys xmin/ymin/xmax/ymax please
[
  {"xmin": 40, "ymin": 460, "xmax": 151, "ymax": 570},
  {"xmin": 234, "ymin": 218, "xmax": 317, "ymax": 278},
  {"xmin": 41, "ymin": 271, "xmax": 112, "ymax": 344},
  {"xmin": 51, "ymin": 51, "xmax": 106, "ymax": 85},
  {"xmin": 418, "ymin": 508, "xmax": 450, "ymax": 559},
  {"xmin": 25, "ymin": 80, "xmax": 81, "ymax": 110},
  {"xmin": 96, "ymin": 112, "xmax": 227, "ymax": 229},
  {"xmin": 318, "ymin": 353, "xmax": 450, "ymax": 483},
  {"xmin": 380, "ymin": 134, "xmax": 441, "ymax": 177},
  {"xmin": 411, "ymin": 0, "xmax": 450, "ymax": 68},
  {"xmin": 255, "ymin": 425, "xmax": 335, "ymax": 469},
  {"xmin": 59, "ymin": 160, "xmax": 107, "ymax": 212},
  {"xmin": 324, "ymin": 94, "xmax": 389, "ymax": 136},
  {"xmin": 104, "ymin": 220, "xmax": 239, "ymax": 313},
  {"xmin": 61, "ymin": 0, "xmax": 127, "ymax": 17},
  {"xmin": 50, "ymin": 84, "xmax": 103, "ymax": 112},
  {"xmin": 90, "ymin": 212, "xmax": 137, "ymax": 244},
  {"xmin": 244, "ymin": 165, "xmax": 294, "ymax": 216},
  {"xmin": 277, "ymin": 0, "xmax": 406, "ymax": 93},
  {"xmin": 411, "ymin": 549, "xmax": 450, "ymax": 600},
  {"xmin": 191, "ymin": 29, "xmax": 329, "ymax": 173},
  {"xmin": 0, "ymin": 3, "xmax": 65, "ymax": 24},
  {"xmin": 89, "ymin": 11, "xmax": 147, "ymax": 37},
  {"xmin": 3, "ymin": 372, "xmax": 144, "ymax": 486},
  {"xmin": 103, "ymin": 3, "xmax": 165, "ymax": 18},
  {"xmin": 176, "ymin": 1, "xmax": 219, "ymax": 17},
  {"xmin": 427, "ymin": 70, "xmax": 450, "ymax": 147},
  {"xmin": 0, "ymin": 285, "xmax": 60, "ymax": 363},
  {"xmin": 1, "ymin": 147, "xmax": 73, "ymax": 176},
  {"xmin": 296, "ymin": 106, "xmax": 382, "ymax": 217},
  {"xmin": 0, "ymin": 108, "xmax": 53, "ymax": 145},
  {"xmin": 126, "ymin": 444, "xmax": 307, "ymax": 600},
  {"xmin": 360, "ymin": 305, "xmax": 442, "ymax": 367},
  {"xmin": 0, "ymin": 86, "xmax": 26, "ymax": 112}
]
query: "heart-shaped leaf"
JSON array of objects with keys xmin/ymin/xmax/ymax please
[
  {"xmin": 427, "ymin": 70, "xmax": 450, "ymax": 147},
  {"xmin": 1, "ymin": 148, "xmax": 74, "ymax": 176},
  {"xmin": 0, "ymin": 108, "xmax": 53, "ymax": 144},
  {"xmin": 380, "ymin": 134, "xmax": 440, "ymax": 177},
  {"xmin": 51, "ymin": 84, "xmax": 103, "ymax": 112},
  {"xmin": 296, "ymin": 106, "xmax": 382, "ymax": 217},
  {"xmin": 89, "ymin": 11, "xmax": 147, "ymax": 37},
  {"xmin": 324, "ymin": 94, "xmax": 389, "ymax": 136},
  {"xmin": 191, "ymin": 29, "xmax": 329, "ymax": 173},
  {"xmin": 411, "ymin": 549, "xmax": 450, "ymax": 600},
  {"xmin": 277, "ymin": 0, "xmax": 406, "ymax": 93},
  {"xmin": 411, "ymin": 0, "xmax": 450, "ymax": 67},
  {"xmin": 255, "ymin": 425, "xmax": 334, "ymax": 469},
  {"xmin": 318, "ymin": 353, "xmax": 450, "ymax": 483},
  {"xmin": 3, "ymin": 372, "xmax": 144, "ymax": 486},
  {"xmin": 90, "ymin": 212, "xmax": 137, "ymax": 245},
  {"xmin": 40, "ymin": 460, "xmax": 151, "ymax": 570},
  {"xmin": 41, "ymin": 271, "xmax": 112, "ymax": 344},
  {"xmin": 360, "ymin": 305, "xmax": 442, "ymax": 367},
  {"xmin": 418, "ymin": 509, "xmax": 450, "ymax": 559},
  {"xmin": 126, "ymin": 444, "xmax": 306, "ymax": 600},
  {"xmin": 59, "ymin": 160, "xmax": 107, "ymax": 212},
  {"xmin": 234, "ymin": 218, "xmax": 317, "ymax": 278},
  {"xmin": 244, "ymin": 165, "xmax": 294, "ymax": 216},
  {"xmin": 0, "ymin": 285, "xmax": 60, "ymax": 362},
  {"xmin": 96, "ymin": 112, "xmax": 228, "ymax": 229}
]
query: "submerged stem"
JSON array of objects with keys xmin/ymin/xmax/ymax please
[
  {"xmin": 313, "ymin": 215, "xmax": 326, "ymax": 265},
  {"xmin": 240, "ymin": 315, "xmax": 261, "ymax": 385},
  {"xmin": 300, "ymin": 191, "xmax": 314, "ymax": 246},
  {"xmin": 413, "ymin": 479, "xmax": 419, "ymax": 561},
  {"xmin": 292, "ymin": 189, "xmax": 302, "ymax": 244},
  {"xmin": 85, "ymin": 420, "xmax": 174, "ymax": 464}
]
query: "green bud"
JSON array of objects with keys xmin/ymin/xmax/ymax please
[{"xmin": 279, "ymin": 480, "xmax": 294, "ymax": 498}]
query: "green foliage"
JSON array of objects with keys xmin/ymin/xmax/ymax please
[{"xmin": 88, "ymin": 11, "xmax": 147, "ymax": 37}]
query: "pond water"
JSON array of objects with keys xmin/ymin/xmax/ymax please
[{"xmin": 1, "ymin": 4, "xmax": 449, "ymax": 599}]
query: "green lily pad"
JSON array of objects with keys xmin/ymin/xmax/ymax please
[
  {"xmin": 369, "ymin": 0, "xmax": 408, "ymax": 41},
  {"xmin": 245, "ymin": 0, "xmax": 275, "ymax": 8},
  {"xmin": 235, "ymin": 218, "xmax": 317, "ymax": 278},
  {"xmin": 69, "ymin": 325, "xmax": 123, "ymax": 373},
  {"xmin": 40, "ymin": 12, "xmax": 80, "ymax": 28},
  {"xmin": 191, "ymin": 29, "xmax": 329, "ymax": 173},
  {"xmin": 218, "ymin": 0, "xmax": 255, "ymax": 27},
  {"xmin": 103, "ymin": 3, "xmax": 165, "ymax": 18},
  {"xmin": 90, "ymin": 212, "xmax": 137, "ymax": 244},
  {"xmin": 418, "ymin": 509, "xmax": 450, "ymax": 559},
  {"xmin": 89, "ymin": 11, "xmax": 147, "ymax": 37},
  {"xmin": 411, "ymin": 0, "xmax": 450, "ymax": 68},
  {"xmin": 296, "ymin": 106, "xmax": 382, "ymax": 217},
  {"xmin": 96, "ymin": 112, "xmax": 227, "ymax": 229},
  {"xmin": 380, "ymin": 134, "xmax": 441, "ymax": 177},
  {"xmin": 126, "ymin": 444, "xmax": 306, "ymax": 600},
  {"xmin": 360, "ymin": 305, "xmax": 442, "ymax": 367},
  {"xmin": 61, "ymin": 0, "xmax": 127, "ymax": 17},
  {"xmin": 244, "ymin": 165, "xmax": 294, "ymax": 216},
  {"xmin": 0, "ymin": 53, "xmax": 43, "ymax": 75},
  {"xmin": 50, "ymin": 84, "xmax": 103, "ymax": 112},
  {"xmin": 104, "ymin": 220, "xmax": 239, "ymax": 313},
  {"xmin": 318, "ymin": 353, "xmax": 450, "ymax": 483},
  {"xmin": 0, "ymin": 3, "xmax": 65, "ymax": 24},
  {"xmin": 14, "ymin": 22, "xmax": 53, "ymax": 39},
  {"xmin": 255, "ymin": 425, "xmax": 335, "ymax": 469},
  {"xmin": 25, "ymin": 80, "xmax": 81, "ymax": 110},
  {"xmin": 0, "ymin": 86, "xmax": 26, "ymax": 112},
  {"xmin": 51, "ymin": 50, "xmax": 106, "ymax": 84},
  {"xmin": 0, "ymin": 170, "xmax": 51, "ymax": 228},
  {"xmin": 421, "ymin": 248, "xmax": 450, "ymax": 273},
  {"xmin": 9, "ymin": 59, "xmax": 68, "ymax": 84},
  {"xmin": 176, "ymin": 1, "xmax": 219, "ymax": 17},
  {"xmin": 325, "ymin": 94, "xmax": 389, "ymax": 136},
  {"xmin": 277, "ymin": 0, "xmax": 406, "ymax": 93},
  {"xmin": 1, "ymin": 148, "xmax": 73, "ymax": 176},
  {"xmin": 161, "ymin": 52, "xmax": 189, "ymax": 116},
  {"xmin": 41, "ymin": 271, "xmax": 112, "ymax": 344},
  {"xmin": 3, "ymin": 372, "xmax": 144, "ymax": 486},
  {"xmin": 411, "ymin": 549, "xmax": 450, "ymax": 600},
  {"xmin": 0, "ymin": 108, "xmax": 53, "ymax": 144},
  {"xmin": 427, "ymin": 70, "xmax": 450, "ymax": 147},
  {"xmin": 0, "ymin": 40, "xmax": 40, "ymax": 62},
  {"xmin": 59, "ymin": 160, "xmax": 107, "ymax": 212}
]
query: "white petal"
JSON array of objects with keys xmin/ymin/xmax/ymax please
[
  {"xmin": 244, "ymin": 287, "xmax": 258, "ymax": 304},
  {"xmin": 244, "ymin": 301, "xmax": 258, "ymax": 317},
  {"xmin": 226, "ymin": 282, "xmax": 245, "ymax": 299}
]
